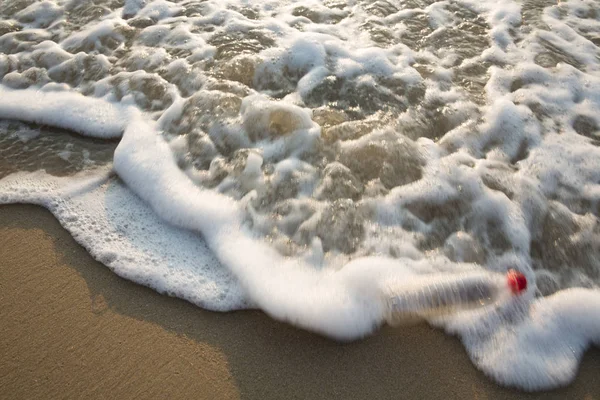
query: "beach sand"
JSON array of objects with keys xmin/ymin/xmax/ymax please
[{"xmin": 1, "ymin": 204, "xmax": 598, "ymax": 399}]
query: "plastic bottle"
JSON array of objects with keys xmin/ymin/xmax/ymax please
[{"xmin": 385, "ymin": 269, "xmax": 527, "ymax": 323}]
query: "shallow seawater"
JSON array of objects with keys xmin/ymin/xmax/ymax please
[
  {"xmin": 0, "ymin": 120, "xmax": 117, "ymax": 177},
  {"xmin": 1, "ymin": 0, "xmax": 600, "ymax": 391}
]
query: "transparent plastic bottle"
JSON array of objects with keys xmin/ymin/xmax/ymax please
[{"xmin": 385, "ymin": 269, "xmax": 527, "ymax": 323}]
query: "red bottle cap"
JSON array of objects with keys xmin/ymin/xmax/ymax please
[{"xmin": 507, "ymin": 269, "xmax": 527, "ymax": 295}]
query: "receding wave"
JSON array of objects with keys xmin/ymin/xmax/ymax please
[{"xmin": 1, "ymin": 0, "xmax": 600, "ymax": 391}]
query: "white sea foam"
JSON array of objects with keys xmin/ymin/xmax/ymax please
[
  {"xmin": 1, "ymin": 0, "xmax": 600, "ymax": 391},
  {"xmin": 0, "ymin": 169, "xmax": 246, "ymax": 311},
  {"xmin": 0, "ymin": 87, "xmax": 129, "ymax": 138}
]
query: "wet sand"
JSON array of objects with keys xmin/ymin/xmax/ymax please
[{"xmin": 1, "ymin": 204, "xmax": 598, "ymax": 400}]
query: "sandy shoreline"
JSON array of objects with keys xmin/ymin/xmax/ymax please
[{"xmin": 0, "ymin": 204, "xmax": 598, "ymax": 399}]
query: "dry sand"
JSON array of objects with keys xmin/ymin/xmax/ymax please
[{"xmin": 1, "ymin": 204, "xmax": 598, "ymax": 399}]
